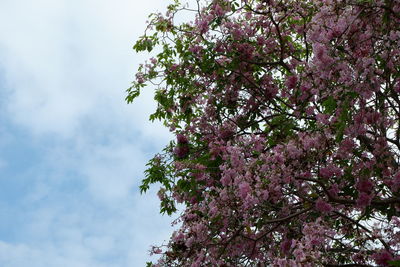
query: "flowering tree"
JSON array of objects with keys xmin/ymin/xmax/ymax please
[{"xmin": 128, "ymin": 0, "xmax": 400, "ymax": 265}]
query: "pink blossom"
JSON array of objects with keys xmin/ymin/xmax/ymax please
[
  {"xmin": 356, "ymin": 178, "xmax": 374, "ymax": 193},
  {"xmin": 315, "ymin": 198, "xmax": 333, "ymax": 213},
  {"xmin": 185, "ymin": 237, "xmax": 195, "ymax": 248},
  {"xmin": 328, "ymin": 184, "xmax": 339, "ymax": 197},
  {"xmin": 189, "ymin": 45, "xmax": 203, "ymax": 54},
  {"xmin": 286, "ymin": 142, "xmax": 301, "ymax": 158},
  {"xmin": 395, "ymin": 81, "xmax": 400, "ymax": 93},
  {"xmin": 150, "ymin": 246, "xmax": 163, "ymax": 255},
  {"xmin": 365, "ymin": 111, "xmax": 380, "ymax": 124},
  {"xmin": 170, "ymin": 64, "xmax": 179, "ymax": 72},
  {"xmin": 213, "ymin": 4, "xmax": 225, "ymax": 17},
  {"xmin": 372, "ymin": 250, "xmax": 393, "ymax": 266},
  {"xmin": 313, "ymin": 43, "xmax": 327, "ymax": 61},
  {"xmin": 219, "ymin": 128, "xmax": 234, "ymax": 140},
  {"xmin": 177, "ymin": 133, "xmax": 189, "ymax": 144},
  {"xmin": 356, "ymin": 192, "xmax": 372, "ymax": 207},
  {"xmin": 174, "ymin": 145, "xmax": 189, "ymax": 159},
  {"xmin": 157, "ymin": 188, "xmax": 166, "ymax": 201},
  {"xmin": 221, "ymin": 169, "xmax": 235, "ymax": 186},
  {"xmin": 133, "ymin": 0, "xmax": 400, "ymax": 264},
  {"xmin": 339, "ymin": 138, "xmax": 355, "ymax": 153},
  {"xmin": 285, "ymin": 75, "xmax": 298, "ymax": 89},
  {"xmin": 196, "ymin": 17, "xmax": 209, "ymax": 34},
  {"xmin": 135, "ymin": 72, "xmax": 145, "ymax": 83},
  {"xmin": 261, "ymin": 189, "xmax": 269, "ymax": 200},
  {"xmin": 306, "ymin": 106, "xmax": 315, "ymax": 116},
  {"xmin": 319, "ymin": 166, "xmax": 334, "ymax": 178},
  {"xmin": 239, "ymin": 182, "xmax": 251, "ymax": 199},
  {"xmin": 216, "ymin": 56, "xmax": 231, "ymax": 65},
  {"xmin": 392, "ymin": 171, "xmax": 400, "ymax": 192},
  {"xmin": 316, "ymin": 113, "xmax": 329, "ymax": 124},
  {"xmin": 280, "ymin": 238, "xmax": 293, "ymax": 254}
]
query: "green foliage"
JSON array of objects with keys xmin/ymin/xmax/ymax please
[
  {"xmin": 128, "ymin": 0, "xmax": 400, "ymax": 264},
  {"xmin": 141, "ymin": 155, "xmax": 171, "ymax": 193},
  {"xmin": 134, "ymin": 37, "xmax": 156, "ymax": 52},
  {"xmin": 322, "ymin": 96, "xmax": 337, "ymax": 115},
  {"xmin": 334, "ymin": 99, "xmax": 350, "ymax": 142}
]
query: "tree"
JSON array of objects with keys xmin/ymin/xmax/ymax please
[{"xmin": 128, "ymin": 0, "xmax": 400, "ymax": 265}]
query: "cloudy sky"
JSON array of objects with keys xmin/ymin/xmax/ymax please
[{"xmin": 0, "ymin": 0, "xmax": 177, "ymax": 266}]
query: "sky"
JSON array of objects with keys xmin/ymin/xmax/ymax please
[{"xmin": 0, "ymin": 0, "xmax": 177, "ymax": 266}]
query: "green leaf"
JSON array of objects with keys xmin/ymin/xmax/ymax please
[
  {"xmin": 334, "ymin": 99, "xmax": 350, "ymax": 142},
  {"xmin": 160, "ymin": 197, "xmax": 177, "ymax": 215},
  {"xmin": 125, "ymin": 86, "xmax": 141, "ymax": 103},
  {"xmin": 141, "ymin": 155, "xmax": 171, "ymax": 193},
  {"xmin": 322, "ymin": 96, "xmax": 337, "ymax": 114}
]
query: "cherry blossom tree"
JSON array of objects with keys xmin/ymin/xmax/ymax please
[{"xmin": 128, "ymin": 0, "xmax": 400, "ymax": 265}]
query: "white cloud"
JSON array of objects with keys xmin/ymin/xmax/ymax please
[
  {"xmin": 0, "ymin": 0, "xmax": 177, "ymax": 266},
  {"xmin": 0, "ymin": 241, "xmax": 103, "ymax": 267},
  {"xmin": 0, "ymin": 186, "xmax": 176, "ymax": 267},
  {"xmin": 0, "ymin": 0, "xmax": 170, "ymax": 140},
  {"xmin": 80, "ymin": 142, "xmax": 146, "ymax": 203},
  {"xmin": 0, "ymin": 159, "xmax": 7, "ymax": 170}
]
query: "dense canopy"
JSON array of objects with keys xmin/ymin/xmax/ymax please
[{"xmin": 128, "ymin": 0, "xmax": 400, "ymax": 266}]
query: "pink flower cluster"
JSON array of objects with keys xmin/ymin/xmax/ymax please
[{"xmin": 133, "ymin": 0, "xmax": 400, "ymax": 265}]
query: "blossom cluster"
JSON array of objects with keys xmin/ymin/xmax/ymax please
[{"xmin": 130, "ymin": 0, "xmax": 400, "ymax": 266}]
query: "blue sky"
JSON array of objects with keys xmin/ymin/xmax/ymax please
[{"xmin": 0, "ymin": 0, "xmax": 176, "ymax": 266}]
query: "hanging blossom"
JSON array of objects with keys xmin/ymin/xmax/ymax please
[{"xmin": 129, "ymin": 0, "xmax": 400, "ymax": 266}]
